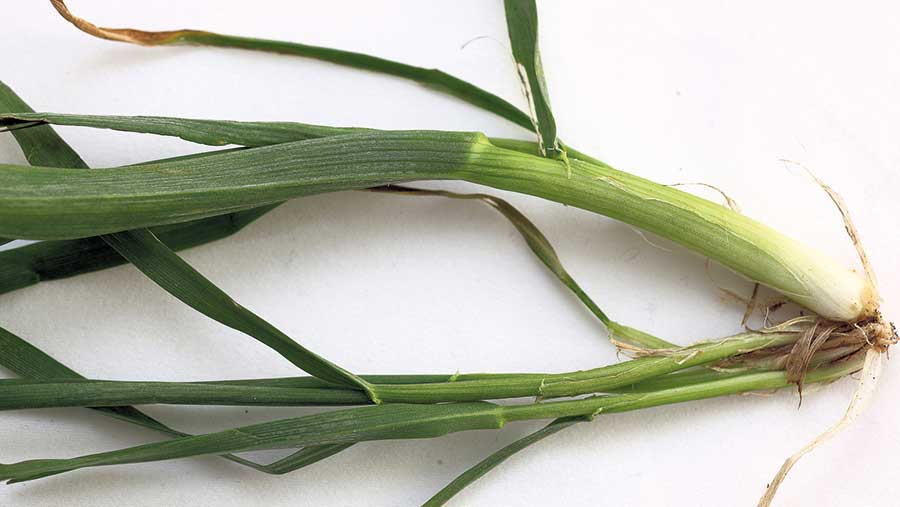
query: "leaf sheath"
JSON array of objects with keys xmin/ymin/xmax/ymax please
[
  {"xmin": 0, "ymin": 332, "xmax": 800, "ymax": 408},
  {"xmin": 0, "ymin": 127, "xmax": 867, "ymax": 320},
  {"xmin": 0, "ymin": 355, "xmax": 863, "ymax": 483}
]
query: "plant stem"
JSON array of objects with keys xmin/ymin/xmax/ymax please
[
  {"xmin": 0, "ymin": 332, "xmax": 799, "ymax": 409},
  {"xmin": 370, "ymin": 332, "xmax": 796, "ymax": 403},
  {"xmin": 0, "ymin": 354, "xmax": 863, "ymax": 483},
  {"xmin": 0, "ymin": 131, "xmax": 872, "ymax": 320},
  {"xmin": 504, "ymin": 352, "xmax": 864, "ymax": 422}
]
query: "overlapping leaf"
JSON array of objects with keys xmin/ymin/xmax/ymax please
[
  {"xmin": 0, "ymin": 326, "xmax": 348, "ymax": 475},
  {"xmin": 0, "ymin": 82, "xmax": 371, "ymax": 393}
]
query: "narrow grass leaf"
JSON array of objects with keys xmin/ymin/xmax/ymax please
[
  {"xmin": 0, "ymin": 325, "xmax": 346, "ymax": 474},
  {"xmin": 49, "ymin": 0, "xmax": 618, "ymax": 171},
  {"xmin": 42, "ymin": 2, "xmax": 601, "ymax": 170},
  {"xmin": 0, "ymin": 112, "xmax": 366, "ymax": 147},
  {"xmin": 0, "ymin": 378, "xmax": 370, "ymax": 409},
  {"xmin": 0, "ymin": 401, "xmax": 508, "ymax": 483},
  {"xmin": 0, "ymin": 111, "xmax": 605, "ymax": 164},
  {"xmin": 371, "ymin": 185, "xmax": 674, "ymax": 349},
  {"xmin": 50, "ymin": 0, "xmax": 533, "ymax": 132},
  {"xmin": 100, "ymin": 228, "xmax": 374, "ymax": 393},
  {"xmin": 257, "ymin": 444, "xmax": 354, "ymax": 475},
  {"xmin": 0, "ymin": 83, "xmax": 85, "ymax": 169},
  {"xmin": 423, "ymin": 417, "xmax": 581, "ymax": 507},
  {"xmin": 0, "ymin": 204, "xmax": 276, "ymax": 296},
  {"xmin": 504, "ymin": 0, "xmax": 562, "ymax": 158}
]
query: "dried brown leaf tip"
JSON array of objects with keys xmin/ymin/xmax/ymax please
[{"xmin": 50, "ymin": 0, "xmax": 204, "ymax": 46}]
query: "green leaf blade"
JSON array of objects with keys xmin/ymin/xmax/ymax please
[
  {"xmin": 50, "ymin": 0, "xmax": 535, "ymax": 132},
  {"xmin": 0, "ymin": 205, "xmax": 277, "ymax": 296},
  {"xmin": 0, "ymin": 401, "xmax": 506, "ymax": 482},
  {"xmin": 423, "ymin": 417, "xmax": 580, "ymax": 506},
  {"xmin": 100, "ymin": 228, "xmax": 372, "ymax": 392},
  {"xmin": 504, "ymin": 0, "xmax": 561, "ymax": 158},
  {"xmin": 0, "ymin": 112, "xmax": 365, "ymax": 147}
]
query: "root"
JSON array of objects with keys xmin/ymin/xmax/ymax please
[
  {"xmin": 754, "ymin": 316, "xmax": 894, "ymax": 506},
  {"xmin": 742, "ymin": 283, "xmax": 761, "ymax": 327},
  {"xmin": 704, "ymin": 259, "xmax": 762, "ymax": 317},
  {"xmin": 758, "ymin": 348, "xmax": 882, "ymax": 507}
]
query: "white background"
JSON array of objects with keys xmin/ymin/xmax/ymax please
[{"xmin": 1, "ymin": 1, "xmax": 898, "ymax": 505}]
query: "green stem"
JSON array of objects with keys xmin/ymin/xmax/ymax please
[
  {"xmin": 504, "ymin": 352, "xmax": 863, "ymax": 422},
  {"xmin": 0, "ymin": 332, "xmax": 798, "ymax": 409},
  {"xmin": 0, "ymin": 131, "xmax": 868, "ymax": 320},
  {"xmin": 0, "ymin": 379, "xmax": 370, "ymax": 409},
  {"xmin": 0, "ymin": 354, "xmax": 863, "ymax": 483},
  {"xmin": 370, "ymin": 331, "xmax": 795, "ymax": 403}
]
